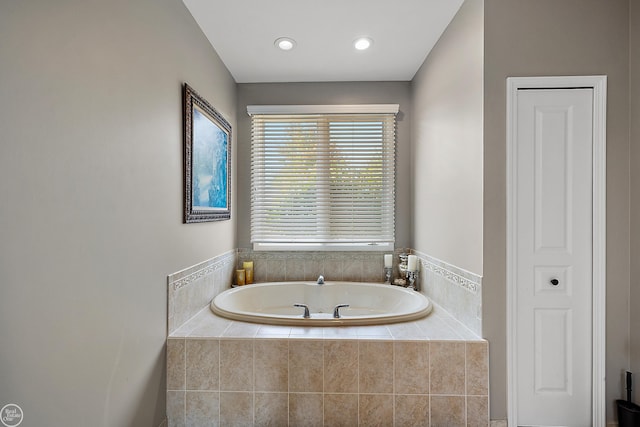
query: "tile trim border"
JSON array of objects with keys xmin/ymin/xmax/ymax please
[
  {"xmin": 411, "ymin": 250, "xmax": 482, "ymax": 295},
  {"xmin": 169, "ymin": 250, "xmax": 236, "ymax": 292}
]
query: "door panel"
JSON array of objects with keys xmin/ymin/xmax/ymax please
[
  {"xmin": 534, "ymin": 308, "xmax": 571, "ymax": 394},
  {"xmin": 515, "ymin": 89, "xmax": 593, "ymax": 426}
]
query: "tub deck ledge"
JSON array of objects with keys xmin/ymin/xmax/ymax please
[{"xmin": 169, "ymin": 301, "xmax": 482, "ymax": 342}]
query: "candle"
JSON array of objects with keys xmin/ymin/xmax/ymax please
[
  {"xmin": 243, "ymin": 261, "xmax": 254, "ymax": 284},
  {"xmin": 235, "ymin": 269, "xmax": 246, "ymax": 286},
  {"xmin": 384, "ymin": 254, "xmax": 392, "ymax": 268},
  {"xmin": 407, "ymin": 255, "xmax": 418, "ymax": 271}
]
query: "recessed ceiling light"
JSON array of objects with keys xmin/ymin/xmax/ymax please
[
  {"xmin": 274, "ymin": 37, "xmax": 296, "ymax": 51},
  {"xmin": 354, "ymin": 37, "xmax": 373, "ymax": 51}
]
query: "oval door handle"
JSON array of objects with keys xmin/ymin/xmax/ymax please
[{"xmin": 550, "ymin": 278, "xmax": 559, "ymax": 286}]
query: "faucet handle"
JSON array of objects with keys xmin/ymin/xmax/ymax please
[
  {"xmin": 333, "ymin": 304, "xmax": 350, "ymax": 319},
  {"xmin": 293, "ymin": 303, "xmax": 310, "ymax": 318}
]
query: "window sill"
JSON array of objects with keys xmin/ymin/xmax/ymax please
[{"xmin": 252, "ymin": 242, "xmax": 394, "ymax": 252}]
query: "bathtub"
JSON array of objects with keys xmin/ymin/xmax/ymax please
[{"xmin": 210, "ymin": 281, "xmax": 432, "ymax": 326}]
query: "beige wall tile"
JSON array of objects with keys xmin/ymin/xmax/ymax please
[
  {"xmin": 362, "ymin": 258, "xmax": 383, "ymax": 283},
  {"xmin": 356, "ymin": 325, "xmax": 392, "ymax": 338},
  {"xmin": 187, "ymin": 313, "xmax": 232, "ymax": 338},
  {"xmin": 286, "ymin": 257, "xmax": 305, "ymax": 281},
  {"xmin": 323, "ymin": 327, "xmax": 358, "ymax": 339},
  {"xmin": 387, "ymin": 322, "xmax": 425, "ymax": 339},
  {"xmin": 222, "ymin": 321, "xmax": 260, "ymax": 338},
  {"xmin": 430, "ymin": 395, "xmax": 465, "ymax": 427},
  {"xmin": 323, "ymin": 393, "xmax": 358, "ymax": 427},
  {"xmin": 186, "ymin": 391, "xmax": 219, "ymax": 426},
  {"xmin": 166, "ymin": 391, "xmax": 185, "ymax": 427},
  {"xmin": 289, "ymin": 393, "xmax": 323, "ymax": 427},
  {"xmin": 185, "ymin": 339, "xmax": 219, "ymax": 391},
  {"xmin": 466, "ymin": 341, "xmax": 489, "ymax": 395},
  {"xmin": 304, "ymin": 258, "xmax": 324, "ymax": 282},
  {"xmin": 467, "ymin": 395, "xmax": 489, "ymax": 427},
  {"xmin": 254, "ymin": 339, "xmax": 288, "ymax": 392},
  {"xmin": 359, "ymin": 394, "xmax": 393, "ymax": 427},
  {"xmin": 342, "ymin": 259, "xmax": 363, "ymax": 282},
  {"xmin": 266, "ymin": 258, "xmax": 286, "ymax": 282},
  {"xmin": 289, "ymin": 340, "xmax": 323, "ymax": 392},
  {"xmin": 430, "ymin": 341, "xmax": 465, "ymax": 394},
  {"xmin": 256, "ymin": 325, "xmax": 291, "ymax": 337},
  {"xmin": 252, "ymin": 259, "xmax": 266, "ymax": 282},
  {"xmin": 220, "ymin": 392, "xmax": 253, "ymax": 426},
  {"xmin": 323, "ymin": 259, "xmax": 343, "ymax": 281},
  {"xmin": 220, "ymin": 340, "xmax": 253, "ymax": 391},
  {"xmin": 167, "ymin": 339, "xmax": 185, "ymax": 391},
  {"xmin": 359, "ymin": 341, "xmax": 393, "ymax": 393},
  {"xmin": 254, "ymin": 392, "xmax": 288, "ymax": 427},
  {"xmin": 394, "ymin": 394, "xmax": 429, "ymax": 427},
  {"xmin": 394, "ymin": 341, "xmax": 429, "ymax": 394},
  {"xmin": 324, "ymin": 340, "xmax": 358, "ymax": 393}
]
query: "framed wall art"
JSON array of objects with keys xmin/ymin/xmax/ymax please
[{"xmin": 183, "ymin": 83, "xmax": 231, "ymax": 223}]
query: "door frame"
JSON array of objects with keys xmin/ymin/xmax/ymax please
[{"xmin": 506, "ymin": 75, "xmax": 607, "ymax": 426}]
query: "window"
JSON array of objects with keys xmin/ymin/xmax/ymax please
[{"xmin": 248, "ymin": 104, "xmax": 398, "ymax": 251}]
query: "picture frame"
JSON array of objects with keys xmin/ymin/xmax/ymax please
[{"xmin": 183, "ymin": 83, "xmax": 232, "ymax": 223}]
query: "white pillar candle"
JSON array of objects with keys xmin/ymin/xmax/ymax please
[
  {"xmin": 407, "ymin": 255, "xmax": 418, "ymax": 271},
  {"xmin": 384, "ymin": 254, "xmax": 392, "ymax": 268}
]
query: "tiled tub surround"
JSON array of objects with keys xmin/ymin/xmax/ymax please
[
  {"xmin": 167, "ymin": 305, "xmax": 488, "ymax": 427},
  {"xmin": 410, "ymin": 251, "xmax": 482, "ymax": 336},
  {"xmin": 168, "ymin": 250, "xmax": 237, "ymax": 334}
]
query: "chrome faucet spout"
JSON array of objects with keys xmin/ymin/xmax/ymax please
[
  {"xmin": 333, "ymin": 304, "xmax": 350, "ymax": 318},
  {"xmin": 293, "ymin": 303, "xmax": 310, "ymax": 318},
  {"xmin": 317, "ymin": 275, "xmax": 325, "ymax": 285}
]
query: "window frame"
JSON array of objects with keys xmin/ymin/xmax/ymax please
[{"xmin": 248, "ymin": 104, "xmax": 398, "ymax": 252}]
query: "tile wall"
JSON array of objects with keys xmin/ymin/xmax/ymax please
[
  {"xmin": 167, "ymin": 337, "xmax": 489, "ymax": 426},
  {"xmin": 167, "ymin": 249, "xmax": 483, "ymax": 339},
  {"xmin": 236, "ymin": 249, "xmax": 389, "ymax": 283},
  {"xmin": 411, "ymin": 250, "xmax": 483, "ymax": 335},
  {"xmin": 167, "ymin": 250, "xmax": 236, "ymax": 334}
]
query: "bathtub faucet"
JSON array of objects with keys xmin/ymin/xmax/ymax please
[
  {"xmin": 293, "ymin": 303, "xmax": 310, "ymax": 318},
  {"xmin": 333, "ymin": 304, "xmax": 350, "ymax": 318},
  {"xmin": 317, "ymin": 275, "xmax": 325, "ymax": 285}
]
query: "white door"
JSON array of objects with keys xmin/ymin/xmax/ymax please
[{"xmin": 515, "ymin": 88, "xmax": 593, "ymax": 426}]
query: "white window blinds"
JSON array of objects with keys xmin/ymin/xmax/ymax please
[{"xmin": 249, "ymin": 105, "xmax": 397, "ymax": 250}]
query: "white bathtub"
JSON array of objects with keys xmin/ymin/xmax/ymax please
[{"xmin": 210, "ymin": 281, "xmax": 432, "ymax": 326}]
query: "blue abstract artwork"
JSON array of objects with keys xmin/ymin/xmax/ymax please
[{"xmin": 192, "ymin": 106, "xmax": 228, "ymax": 209}]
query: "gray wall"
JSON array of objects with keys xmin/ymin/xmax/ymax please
[
  {"xmin": 0, "ymin": 1, "xmax": 237, "ymax": 426},
  {"xmin": 631, "ymin": 0, "xmax": 640, "ymax": 405},
  {"xmin": 483, "ymin": 0, "xmax": 630, "ymax": 421},
  {"xmin": 236, "ymin": 82, "xmax": 413, "ymax": 249},
  {"xmin": 410, "ymin": 0, "xmax": 484, "ymax": 275}
]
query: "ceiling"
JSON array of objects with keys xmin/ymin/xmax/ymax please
[{"xmin": 182, "ymin": 0, "xmax": 464, "ymax": 83}]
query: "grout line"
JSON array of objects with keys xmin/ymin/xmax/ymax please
[
  {"xmin": 357, "ymin": 340, "xmax": 360, "ymax": 427},
  {"xmin": 217, "ymin": 339, "xmax": 221, "ymax": 424},
  {"xmin": 182, "ymin": 338, "xmax": 186, "ymax": 427},
  {"xmin": 392, "ymin": 341, "xmax": 396, "ymax": 427},
  {"xmin": 427, "ymin": 340, "xmax": 431, "ymax": 427},
  {"xmin": 287, "ymin": 340, "xmax": 290, "ymax": 427},
  {"xmin": 322, "ymin": 340, "xmax": 326, "ymax": 426},
  {"xmin": 252, "ymin": 339, "xmax": 255, "ymax": 426},
  {"xmin": 465, "ymin": 342, "xmax": 468, "ymax": 425}
]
